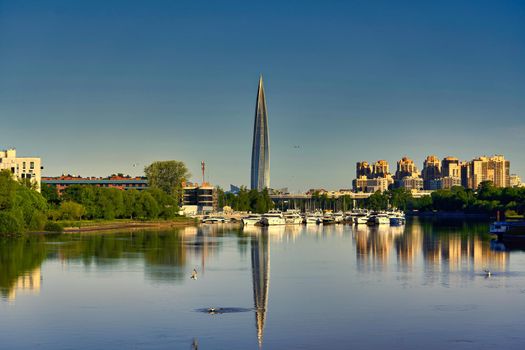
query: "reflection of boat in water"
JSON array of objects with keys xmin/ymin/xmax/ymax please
[{"xmin": 242, "ymin": 225, "xmax": 263, "ymax": 235}]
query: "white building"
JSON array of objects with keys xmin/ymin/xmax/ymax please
[{"xmin": 0, "ymin": 148, "xmax": 42, "ymax": 192}]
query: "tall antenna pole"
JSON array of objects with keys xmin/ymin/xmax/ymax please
[{"xmin": 201, "ymin": 161, "xmax": 205, "ymax": 185}]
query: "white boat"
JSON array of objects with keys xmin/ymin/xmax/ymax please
[
  {"xmin": 284, "ymin": 210, "xmax": 303, "ymax": 225},
  {"xmin": 242, "ymin": 214, "xmax": 262, "ymax": 226},
  {"xmin": 374, "ymin": 213, "xmax": 390, "ymax": 225},
  {"xmin": 201, "ymin": 216, "xmax": 227, "ymax": 223},
  {"xmin": 322, "ymin": 213, "xmax": 335, "ymax": 225},
  {"xmin": 387, "ymin": 210, "xmax": 406, "ymax": 225},
  {"xmin": 354, "ymin": 213, "xmax": 369, "ymax": 225},
  {"xmin": 333, "ymin": 211, "xmax": 345, "ymax": 223},
  {"xmin": 305, "ymin": 211, "xmax": 323, "ymax": 225},
  {"xmin": 260, "ymin": 211, "xmax": 286, "ymax": 226}
]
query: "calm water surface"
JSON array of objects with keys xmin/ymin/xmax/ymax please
[{"xmin": 1, "ymin": 219, "xmax": 525, "ymax": 349}]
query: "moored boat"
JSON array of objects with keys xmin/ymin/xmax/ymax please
[
  {"xmin": 490, "ymin": 221, "xmax": 525, "ymax": 237},
  {"xmin": 242, "ymin": 214, "xmax": 262, "ymax": 226},
  {"xmin": 284, "ymin": 210, "xmax": 303, "ymax": 225},
  {"xmin": 260, "ymin": 210, "xmax": 286, "ymax": 226}
]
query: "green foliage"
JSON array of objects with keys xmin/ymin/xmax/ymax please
[
  {"xmin": 217, "ymin": 186, "xmax": 274, "ymax": 213},
  {"xmin": 59, "ymin": 201, "xmax": 86, "ymax": 220},
  {"xmin": 0, "ymin": 212, "xmax": 22, "ymax": 234},
  {"xmin": 41, "ymin": 183, "xmax": 61, "ymax": 206},
  {"xmin": 58, "ymin": 186, "xmax": 174, "ymax": 221},
  {"xmin": 365, "ymin": 191, "xmax": 389, "ymax": 211},
  {"xmin": 0, "ymin": 170, "xmax": 49, "ymax": 234},
  {"xmin": 44, "ymin": 221, "xmax": 63, "ymax": 232},
  {"xmin": 144, "ymin": 160, "xmax": 190, "ymax": 202}
]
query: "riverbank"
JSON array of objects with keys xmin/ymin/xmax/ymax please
[{"xmin": 52, "ymin": 217, "xmax": 198, "ymax": 234}]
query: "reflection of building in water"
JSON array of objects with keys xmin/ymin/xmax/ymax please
[
  {"xmin": 395, "ymin": 222, "xmax": 422, "ymax": 269},
  {"xmin": 251, "ymin": 234, "xmax": 270, "ymax": 348},
  {"xmin": 423, "ymin": 234, "xmax": 508, "ymax": 272},
  {"xmin": 6, "ymin": 267, "xmax": 41, "ymax": 301},
  {"xmin": 353, "ymin": 226, "xmax": 403, "ymax": 272}
]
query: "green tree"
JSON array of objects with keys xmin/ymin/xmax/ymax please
[
  {"xmin": 41, "ymin": 183, "xmax": 61, "ymax": 206},
  {"xmin": 144, "ymin": 161, "xmax": 190, "ymax": 202},
  {"xmin": 59, "ymin": 201, "xmax": 86, "ymax": 220},
  {"xmin": 366, "ymin": 191, "xmax": 389, "ymax": 211}
]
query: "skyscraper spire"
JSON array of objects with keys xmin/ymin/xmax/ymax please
[{"xmin": 251, "ymin": 75, "xmax": 270, "ymax": 191}]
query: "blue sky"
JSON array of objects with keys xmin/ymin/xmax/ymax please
[{"xmin": 1, "ymin": 0, "xmax": 524, "ymax": 191}]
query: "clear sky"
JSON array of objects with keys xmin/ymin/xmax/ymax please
[{"xmin": 1, "ymin": 0, "xmax": 524, "ymax": 191}]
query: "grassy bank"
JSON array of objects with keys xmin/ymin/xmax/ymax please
[{"xmin": 47, "ymin": 216, "xmax": 198, "ymax": 234}]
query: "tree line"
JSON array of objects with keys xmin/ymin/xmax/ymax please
[
  {"xmin": 0, "ymin": 160, "xmax": 191, "ymax": 234},
  {"xmin": 217, "ymin": 187, "xmax": 274, "ymax": 213},
  {"xmin": 363, "ymin": 181, "xmax": 525, "ymax": 216}
]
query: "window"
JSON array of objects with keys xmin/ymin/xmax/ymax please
[{"xmin": 30, "ymin": 162, "xmax": 35, "ymax": 169}]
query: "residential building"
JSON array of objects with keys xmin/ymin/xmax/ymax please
[
  {"xmin": 356, "ymin": 161, "xmax": 372, "ymax": 178},
  {"xmin": 442, "ymin": 157, "xmax": 461, "ymax": 178},
  {"xmin": 42, "ymin": 175, "xmax": 148, "ymax": 194},
  {"xmin": 400, "ymin": 176, "xmax": 424, "ymax": 191},
  {"xmin": 395, "ymin": 157, "xmax": 419, "ymax": 180},
  {"xmin": 0, "ymin": 148, "xmax": 42, "ymax": 192},
  {"xmin": 372, "ymin": 160, "xmax": 390, "ymax": 178},
  {"xmin": 421, "ymin": 155, "xmax": 441, "ymax": 190},
  {"xmin": 353, "ymin": 176, "xmax": 391, "ymax": 193},
  {"xmin": 510, "ymin": 174, "xmax": 522, "ymax": 187},
  {"xmin": 251, "ymin": 75, "xmax": 270, "ymax": 191},
  {"xmin": 461, "ymin": 161, "xmax": 471, "ymax": 188},
  {"xmin": 468, "ymin": 155, "xmax": 510, "ymax": 189},
  {"xmin": 429, "ymin": 176, "xmax": 462, "ymax": 190}
]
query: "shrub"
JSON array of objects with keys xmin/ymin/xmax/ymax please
[
  {"xmin": 44, "ymin": 221, "xmax": 63, "ymax": 233},
  {"xmin": 0, "ymin": 212, "xmax": 23, "ymax": 234}
]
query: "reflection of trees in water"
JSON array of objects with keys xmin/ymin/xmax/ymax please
[{"xmin": 0, "ymin": 236, "xmax": 46, "ymax": 300}]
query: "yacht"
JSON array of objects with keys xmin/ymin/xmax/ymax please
[
  {"xmin": 260, "ymin": 211, "xmax": 286, "ymax": 226},
  {"xmin": 284, "ymin": 210, "xmax": 303, "ymax": 225},
  {"xmin": 354, "ymin": 213, "xmax": 369, "ymax": 225},
  {"xmin": 333, "ymin": 211, "xmax": 345, "ymax": 224},
  {"xmin": 242, "ymin": 214, "xmax": 262, "ymax": 226},
  {"xmin": 374, "ymin": 213, "xmax": 390, "ymax": 225},
  {"xmin": 322, "ymin": 213, "xmax": 335, "ymax": 225},
  {"xmin": 305, "ymin": 211, "xmax": 323, "ymax": 225},
  {"xmin": 388, "ymin": 211, "xmax": 406, "ymax": 226}
]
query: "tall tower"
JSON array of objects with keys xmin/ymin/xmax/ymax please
[{"xmin": 251, "ymin": 75, "xmax": 270, "ymax": 191}]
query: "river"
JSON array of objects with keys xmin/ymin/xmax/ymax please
[{"xmin": 1, "ymin": 218, "xmax": 524, "ymax": 349}]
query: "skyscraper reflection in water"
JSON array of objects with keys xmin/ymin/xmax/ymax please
[{"xmin": 251, "ymin": 232, "xmax": 270, "ymax": 348}]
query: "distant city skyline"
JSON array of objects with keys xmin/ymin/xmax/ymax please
[{"xmin": 1, "ymin": 0, "xmax": 524, "ymax": 190}]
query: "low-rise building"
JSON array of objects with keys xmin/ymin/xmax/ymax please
[
  {"xmin": 182, "ymin": 182, "xmax": 217, "ymax": 214},
  {"xmin": 399, "ymin": 176, "xmax": 424, "ymax": 191},
  {"xmin": 428, "ymin": 176, "xmax": 462, "ymax": 190},
  {"xmin": 353, "ymin": 176, "xmax": 391, "ymax": 193},
  {"xmin": 0, "ymin": 148, "xmax": 42, "ymax": 192},
  {"xmin": 510, "ymin": 174, "xmax": 522, "ymax": 187},
  {"xmin": 42, "ymin": 175, "xmax": 148, "ymax": 194}
]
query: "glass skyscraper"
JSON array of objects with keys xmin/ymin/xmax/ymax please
[{"xmin": 251, "ymin": 75, "xmax": 270, "ymax": 191}]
